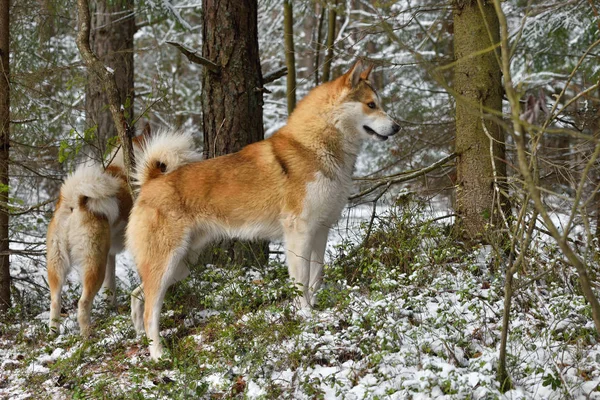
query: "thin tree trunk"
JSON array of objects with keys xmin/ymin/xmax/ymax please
[
  {"xmin": 0, "ymin": 0, "xmax": 10, "ymax": 311},
  {"xmin": 593, "ymin": 88, "xmax": 600, "ymax": 240},
  {"xmin": 202, "ymin": 0, "xmax": 268, "ymax": 266},
  {"xmin": 76, "ymin": 0, "xmax": 135, "ymax": 196},
  {"xmin": 453, "ymin": 0, "xmax": 506, "ymax": 239},
  {"xmin": 85, "ymin": 0, "xmax": 135, "ymax": 160},
  {"xmin": 314, "ymin": 5, "xmax": 325, "ymax": 87},
  {"xmin": 283, "ymin": 0, "xmax": 296, "ymax": 114},
  {"xmin": 322, "ymin": 1, "xmax": 337, "ymax": 83}
]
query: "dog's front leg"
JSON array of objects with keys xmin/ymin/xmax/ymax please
[
  {"xmin": 308, "ymin": 226, "xmax": 329, "ymax": 306},
  {"xmin": 130, "ymin": 284, "xmax": 145, "ymax": 334},
  {"xmin": 284, "ymin": 219, "xmax": 313, "ymax": 309}
]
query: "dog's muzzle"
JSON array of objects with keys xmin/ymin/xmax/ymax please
[{"xmin": 363, "ymin": 123, "xmax": 400, "ymax": 141}]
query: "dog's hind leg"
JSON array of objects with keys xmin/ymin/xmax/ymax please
[
  {"xmin": 308, "ymin": 226, "xmax": 329, "ymax": 307},
  {"xmin": 102, "ymin": 253, "xmax": 117, "ymax": 308},
  {"xmin": 47, "ymin": 242, "xmax": 68, "ymax": 334},
  {"xmin": 284, "ymin": 219, "xmax": 314, "ymax": 309},
  {"xmin": 143, "ymin": 244, "xmax": 191, "ymax": 360},
  {"xmin": 131, "ymin": 284, "xmax": 145, "ymax": 335},
  {"xmin": 73, "ymin": 217, "xmax": 111, "ymax": 337},
  {"xmin": 77, "ymin": 246, "xmax": 109, "ymax": 337}
]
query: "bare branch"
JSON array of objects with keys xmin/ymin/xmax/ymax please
[
  {"xmin": 8, "ymin": 198, "xmax": 55, "ymax": 216},
  {"xmin": 166, "ymin": 41, "xmax": 219, "ymax": 72},
  {"xmin": 263, "ymin": 66, "xmax": 287, "ymax": 84},
  {"xmin": 349, "ymin": 152, "xmax": 457, "ymax": 201}
]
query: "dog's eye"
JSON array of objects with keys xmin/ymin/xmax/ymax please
[{"xmin": 367, "ymin": 102, "xmax": 376, "ymax": 109}]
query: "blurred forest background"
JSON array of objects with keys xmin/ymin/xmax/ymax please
[{"xmin": 1, "ymin": 0, "xmax": 600, "ymax": 398}]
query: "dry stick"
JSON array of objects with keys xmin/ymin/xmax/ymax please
[
  {"xmin": 349, "ymin": 152, "xmax": 457, "ymax": 201},
  {"xmin": 481, "ymin": 110, "xmax": 510, "ymax": 230},
  {"xmin": 168, "ymin": 41, "xmax": 287, "ymax": 86},
  {"xmin": 362, "ymin": 181, "xmax": 391, "ymax": 247},
  {"xmin": 498, "ymin": 209, "xmax": 538, "ymax": 391},
  {"xmin": 75, "ymin": 0, "xmax": 135, "ymax": 197},
  {"xmin": 8, "ymin": 198, "xmax": 55, "ymax": 216},
  {"xmin": 493, "ymin": 0, "xmax": 600, "ymax": 335},
  {"xmin": 166, "ymin": 41, "xmax": 219, "ymax": 72},
  {"xmin": 263, "ymin": 67, "xmax": 288, "ymax": 84}
]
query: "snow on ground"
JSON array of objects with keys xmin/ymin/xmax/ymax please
[{"xmin": 1, "ymin": 236, "xmax": 599, "ymax": 399}]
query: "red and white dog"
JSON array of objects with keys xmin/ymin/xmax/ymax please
[
  {"xmin": 127, "ymin": 61, "xmax": 399, "ymax": 359},
  {"xmin": 46, "ymin": 133, "xmax": 146, "ymax": 336}
]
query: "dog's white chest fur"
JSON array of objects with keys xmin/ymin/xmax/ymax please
[{"xmin": 302, "ymin": 166, "xmax": 353, "ymax": 227}]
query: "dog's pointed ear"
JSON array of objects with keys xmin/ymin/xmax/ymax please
[
  {"xmin": 344, "ymin": 60, "xmax": 373, "ymax": 88},
  {"xmin": 360, "ymin": 63, "xmax": 374, "ymax": 81},
  {"xmin": 344, "ymin": 59, "xmax": 364, "ymax": 88}
]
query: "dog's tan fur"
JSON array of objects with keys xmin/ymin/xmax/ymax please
[
  {"xmin": 127, "ymin": 61, "xmax": 399, "ymax": 359},
  {"xmin": 46, "ymin": 133, "xmax": 146, "ymax": 336}
]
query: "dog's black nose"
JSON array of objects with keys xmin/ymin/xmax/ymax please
[{"xmin": 392, "ymin": 123, "xmax": 401, "ymax": 134}]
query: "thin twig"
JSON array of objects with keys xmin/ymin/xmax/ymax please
[
  {"xmin": 8, "ymin": 198, "xmax": 56, "ymax": 216},
  {"xmin": 349, "ymin": 152, "xmax": 457, "ymax": 201}
]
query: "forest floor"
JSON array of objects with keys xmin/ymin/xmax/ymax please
[{"xmin": 1, "ymin": 205, "xmax": 600, "ymax": 399}]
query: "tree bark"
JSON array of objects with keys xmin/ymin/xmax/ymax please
[
  {"xmin": 76, "ymin": 0, "xmax": 135, "ymax": 196},
  {"xmin": 85, "ymin": 0, "xmax": 135, "ymax": 159},
  {"xmin": 322, "ymin": 1, "xmax": 337, "ymax": 83},
  {"xmin": 314, "ymin": 5, "xmax": 325, "ymax": 86},
  {"xmin": 0, "ymin": 0, "xmax": 10, "ymax": 311},
  {"xmin": 453, "ymin": 0, "xmax": 506, "ymax": 239},
  {"xmin": 202, "ymin": 0, "xmax": 268, "ymax": 265},
  {"xmin": 283, "ymin": 0, "xmax": 296, "ymax": 114}
]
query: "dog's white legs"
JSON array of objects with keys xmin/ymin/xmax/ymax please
[
  {"xmin": 144, "ymin": 282, "xmax": 168, "ymax": 360},
  {"xmin": 131, "ymin": 284, "xmax": 145, "ymax": 334},
  {"xmin": 144, "ymin": 257, "xmax": 190, "ymax": 360},
  {"xmin": 284, "ymin": 220, "xmax": 314, "ymax": 309},
  {"xmin": 102, "ymin": 254, "xmax": 117, "ymax": 308},
  {"xmin": 308, "ymin": 226, "xmax": 329, "ymax": 307}
]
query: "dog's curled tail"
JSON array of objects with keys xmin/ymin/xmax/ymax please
[
  {"xmin": 134, "ymin": 130, "xmax": 200, "ymax": 186},
  {"xmin": 60, "ymin": 165, "xmax": 122, "ymax": 224}
]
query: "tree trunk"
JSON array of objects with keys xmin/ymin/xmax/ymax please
[
  {"xmin": 0, "ymin": 0, "xmax": 10, "ymax": 311},
  {"xmin": 283, "ymin": 0, "xmax": 296, "ymax": 114},
  {"xmin": 85, "ymin": 0, "xmax": 135, "ymax": 160},
  {"xmin": 453, "ymin": 0, "xmax": 506, "ymax": 239},
  {"xmin": 322, "ymin": 1, "xmax": 337, "ymax": 83},
  {"xmin": 77, "ymin": 0, "xmax": 136, "ymax": 196},
  {"xmin": 314, "ymin": 5, "xmax": 325, "ymax": 86},
  {"xmin": 202, "ymin": 0, "xmax": 268, "ymax": 266}
]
